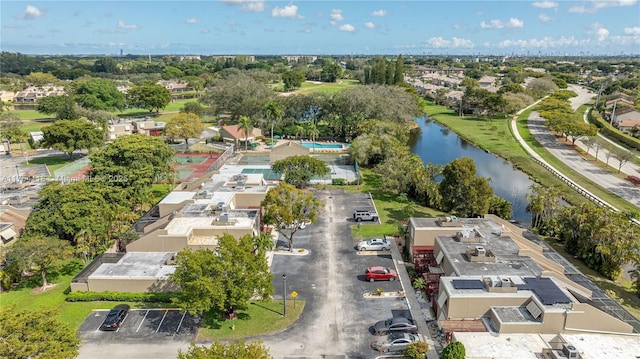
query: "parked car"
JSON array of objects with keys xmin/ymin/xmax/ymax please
[
  {"xmin": 373, "ymin": 317, "xmax": 418, "ymax": 335},
  {"xmin": 365, "ymin": 266, "xmax": 398, "ymax": 282},
  {"xmin": 353, "ymin": 209, "xmax": 378, "ymax": 222},
  {"xmin": 357, "ymin": 238, "xmax": 391, "ymax": 251},
  {"xmin": 371, "ymin": 332, "xmax": 424, "ymax": 353},
  {"xmin": 100, "ymin": 304, "xmax": 130, "ymax": 331}
]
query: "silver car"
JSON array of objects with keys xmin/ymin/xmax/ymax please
[
  {"xmin": 371, "ymin": 332, "xmax": 423, "ymax": 353},
  {"xmin": 357, "ymin": 238, "xmax": 391, "ymax": 251},
  {"xmin": 373, "ymin": 317, "xmax": 418, "ymax": 335}
]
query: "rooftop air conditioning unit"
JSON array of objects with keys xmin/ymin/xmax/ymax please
[
  {"xmin": 562, "ymin": 343, "xmax": 578, "ymax": 359},
  {"xmin": 475, "ymin": 246, "xmax": 486, "ymax": 256},
  {"xmin": 500, "ymin": 278, "xmax": 511, "ymax": 287}
]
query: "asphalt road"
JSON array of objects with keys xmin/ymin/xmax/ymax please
[{"xmin": 263, "ymin": 190, "xmax": 409, "ymax": 359}]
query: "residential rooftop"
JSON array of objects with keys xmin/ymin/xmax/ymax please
[{"xmin": 89, "ymin": 252, "xmax": 176, "ymax": 280}]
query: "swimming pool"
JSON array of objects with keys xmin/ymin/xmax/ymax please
[{"xmin": 298, "ymin": 142, "xmax": 344, "ymax": 149}]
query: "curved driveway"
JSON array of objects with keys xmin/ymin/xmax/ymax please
[{"xmin": 516, "ymin": 84, "xmax": 640, "ymax": 208}]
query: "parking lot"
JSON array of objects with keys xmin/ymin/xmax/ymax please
[
  {"xmin": 264, "ymin": 190, "xmax": 413, "ymax": 358},
  {"xmin": 78, "ymin": 309, "xmax": 200, "ymax": 343}
]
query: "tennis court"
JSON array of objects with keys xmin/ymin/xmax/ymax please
[{"xmin": 241, "ymin": 168, "xmax": 282, "ymax": 180}]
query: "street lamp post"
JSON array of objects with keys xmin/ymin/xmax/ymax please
[{"xmin": 282, "ymin": 273, "xmax": 287, "ymax": 317}]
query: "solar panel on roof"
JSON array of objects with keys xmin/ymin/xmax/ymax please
[
  {"xmin": 518, "ymin": 277, "xmax": 571, "ymax": 305},
  {"xmin": 452, "ymin": 279, "xmax": 484, "ymax": 290}
]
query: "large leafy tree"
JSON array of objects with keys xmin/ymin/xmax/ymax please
[
  {"xmin": 164, "ymin": 112, "xmax": 204, "ymax": 146},
  {"xmin": 24, "ymin": 72, "xmax": 58, "ymax": 86},
  {"xmin": 23, "ymin": 181, "xmax": 128, "ymax": 258},
  {"xmin": 170, "ymin": 234, "xmax": 273, "ymax": 315},
  {"xmin": 36, "ymin": 95, "xmax": 78, "ymax": 120},
  {"xmin": 261, "ymin": 182, "xmax": 325, "ymax": 252},
  {"xmin": 526, "ymin": 184, "xmax": 562, "ymax": 233},
  {"xmin": 439, "ymin": 157, "xmax": 493, "ymax": 217},
  {"xmin": 89, "ymin": 134, "xmax": 174, "ymax": 191},
  {"xmin": 68, "ymin": 78, "xmax": 125, "ymax": 111},
  {"xmin": 282, "ymin": 70, "xmax": 305, "ymax": 91},
  {"xmin": 40, "ymin": 119, "xmax": 104, "ymax": 159},
  {"xmin": 178, "ymin": 340, "xmax": 272, "ymax": 359},
  {"xmin": 0, "ymin": 112, "xmax": 28, "ymax": 157},
  {"xmin": 127, "ymin": 81, "xmax": 171, "ymax": 112},
  {"xmin": 3, "ymin": 237, "xmax": 73, "ymax": 290},
  {"xmin": 200, "ymin": 72, "xmax": 274, "ymax": 120},
  {"xmin": 0, "ymin": 307, "xmax": 80, "ymax": 359},
  {"xmin": 271, "ymin": 155, "xmax": 330, "ymax": 188}
]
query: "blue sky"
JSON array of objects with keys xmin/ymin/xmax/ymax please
[{"xmin": 2, "ymin": 1, "xmax": 639, "ymax": 55}]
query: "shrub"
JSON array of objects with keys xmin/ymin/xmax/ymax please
[
  {"xmin": 66, "ymin": 290, "xmax": 177, "ymax": 303},
  {"xmin": 403, "ymin": 341, "xmax": 429, "ymax": 359},
  {"xmin": 440, "ymin": 341, "xmax": 466, "ymax": 359},
  {"xmin": 375, "ymin": 288, "xmax": 384, "ymax": 296},
  {"xmin": 332, "ymin": 178, "xmax": 346, "ymax": 185}
]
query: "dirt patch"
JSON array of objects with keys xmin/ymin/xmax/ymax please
[{"xmin": 31, "ymin": 283, "xmax": 57, "ymax": 294}]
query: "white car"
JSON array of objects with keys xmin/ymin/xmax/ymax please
[
  {"xmin": 371, "ymin": 333, "xmax": 424, "ymax": 353},
  {"xmin": 357, "ymin": 238, "xmax": 391, "ymax": 251}
]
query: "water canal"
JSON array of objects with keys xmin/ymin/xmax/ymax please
[{"xmin": 409, "ymin": 116, "xmax": 534, "ymax": 224}]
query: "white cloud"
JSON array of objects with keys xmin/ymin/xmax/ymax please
[
  {"xmin": 495, "ymin": 36, "xmax": 591, "ymax": 49},
  {"xmin": 624, "ymin": 27, "xmax": 640, "ymax": 35},
  {"xmin": 117, "ymin": 20, "xmax": 139, "ymax": 30},
  {"xmin": 426, "ymin": 36, "xmax": 475, "ymax": 49},
  {"xmin": 16, "ymin": 5, "xmax": 44, "ymax": 20},
  {"xmin": 330, "ymin": 9, "xmax": 344, "ymax": 21},
  {"xmin": 186, "ymin": 17, "xmax": 199, "ymax": 24},
  {"xmin": 200, "ymin": 28, "xmax": 210, "ymax": 34},
  {"xmin": 590, "ymin": 22, "xmax": 609, "ymax": 42},
  {"xmin": 532, "ymin": 0, "xmax": 558, "ymax": 8},
  {"xmin": 338, "ymin": 24, "xmax": 355, "ymax": 32},
  {"xmin": 570, "ymin": 0, "xmax": 637, "ymax": 13},
  {"xmin": 538, "ymin": 14, "xmax": 552, "ymax": 22},
  {"xmin": 364, "ymin": 21, "xmax": 375, "ymax": 29},
  {"xmin": 371, "ymin": 9, "xmax": 387, "ymax": 16},
  {"xmin": 481, "ymin": 18, "xmax": 523, "ymax": 29},
  {"xmin": 220, "ymin": 0, "xmax": 265, "ymax": 12},
  {"xmin": 272, "ymin": 5, "xmax": 303, "ymax": 19}
]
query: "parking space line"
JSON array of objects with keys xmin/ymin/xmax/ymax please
[
  {"xmin": 116, "ymin": 313, "xmax": 128, "ymax": 332},
  {"xmin": 136, "ymin": 309, "xmax": 150, "ymax": 333},
  {"xmin": 175, "ymin": 311, "xmax": 187, "ymax": 334},
  {"xmin": 156, "ymin": 310, "xmax": 168, "ymax": 332}
]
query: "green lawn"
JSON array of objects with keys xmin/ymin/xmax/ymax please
[
  {"xmin": 0, "ymin": 261, "xmax": 174, "ymax": 328},
  {"xmin": 8, "ymin": 109, "xmax": 55, "ymax": 121},
  {"xmin": 197, "ymin": 300, "xmax": 305, "ymax": 340},
  {"xmin": 25, "ymin": 154, "xmax": 75, "ymax": 173},
  {"xmin": 290, "ymin": 79, "xmax": 359, "ymax": 95},
  {"xmin": 347, "ymin": 170, "xmax": 447, "ymax": 239}
]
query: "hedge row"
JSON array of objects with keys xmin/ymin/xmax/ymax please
[
  {"xmin": 589, "ymin": 109, "xmax": 640, "ymax": 151},
  {"xmin": 66, "ymin": 290, "xmax": 177, "ymax": 303},
  {"xmin": 331, "ymin": 178, "xmax": 360, "ymax": 186}
]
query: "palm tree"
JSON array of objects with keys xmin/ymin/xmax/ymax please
[
  {"xmin": 237, "ymin": 116, "xmax": 254, "ymax": 151},
  {"xmin": 294, "ymin": 125, "xmax": 305, "ymax": 140},
  {"xmin": 306, "ymin": 122, "xmax": 320, "ymax": 153},
  {"xmin": 252, "ymin": 233, "xmax": 274, "ymax": 254},
  {"xmin": 263, "ymin": 101, "xmax": 283, "ymax": 145}
]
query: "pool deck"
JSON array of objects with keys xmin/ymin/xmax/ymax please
[{"xmin": 248, "ymin": 140, "xmax": 348, "ymax": 153}]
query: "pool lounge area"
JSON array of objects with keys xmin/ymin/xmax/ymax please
[{"xmin": 298, "ymin": 141, "xmax": 345, "ymax": 150}]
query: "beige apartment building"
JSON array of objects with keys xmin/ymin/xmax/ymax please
[{"xmin": 71, "ymin": 166, "xmax": 276, "ymax": 293}]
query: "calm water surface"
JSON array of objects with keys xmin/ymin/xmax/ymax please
[{"xmin": 409, "ymin": 116, "xmax": 534, "ymax": 224}]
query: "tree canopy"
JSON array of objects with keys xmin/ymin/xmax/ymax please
[
  {"xmin": 271, "ymin": 155, "xmax": 330, "ymax": 188},
  {"xmin": 40, "ymin": 119, "xmax": 104, "ymax": 159},
  {"xmin": 439, "ymin": 157, "xmax": 493, "ymax": 217},
  {"xmin": 127, "ymin": 81, "xmax": 172, "ymax": 112},
  {"xmin": 261, "ymin": 182, "xmax": 325, "ymax": 251},
  {"xmin": 0, "ymin": 306, "xmax": 80, "ymax": 359},
  {"xmin": 170, "ymin": 234, "xmax": 273, "ymax": 315},
  {"xmin": 3, "ymin": 237, "xmax": 73, "ymax": 290},
  {"xmin": 88, "ymin": 134, "xmax": 174, "ymax": 191},
  {"xmin": 164, "ymin": 112, "xmax": 204, "ymax": 145},
  {"xmin": 440, "ymin": 341, "xmax": 466, "ymax": 359},
  {"xmin": 200, "ymin": 72, "xmax": 274, "ymax": 120},
  {"xmin": 69, "ymin": 78, "xmax": 125, "ymax": 111}
]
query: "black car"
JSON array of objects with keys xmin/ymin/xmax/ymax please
[
  {"xmin": 100, "ymin": 304, "xmax": 130, "ymax": 331},
  {"xmin": 373, "ymin": 317, "xmax": 418, "ymax": 335}
]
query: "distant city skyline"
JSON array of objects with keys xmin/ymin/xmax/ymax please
[{"xmin": 1, "ymin": 0, "xmax": 639, "ymax": 56}]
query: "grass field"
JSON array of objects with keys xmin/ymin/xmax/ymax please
[
  {"xmin": 197, "ymin": 300, "xmax": 305, "ymax": 340},
  {"xmin": 288, "ymin": 79, "xmax": 359, "ymax": 95},
  {"xmin": 347, "ymin": 170, "xmax": 447, "ymax": 239}
]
